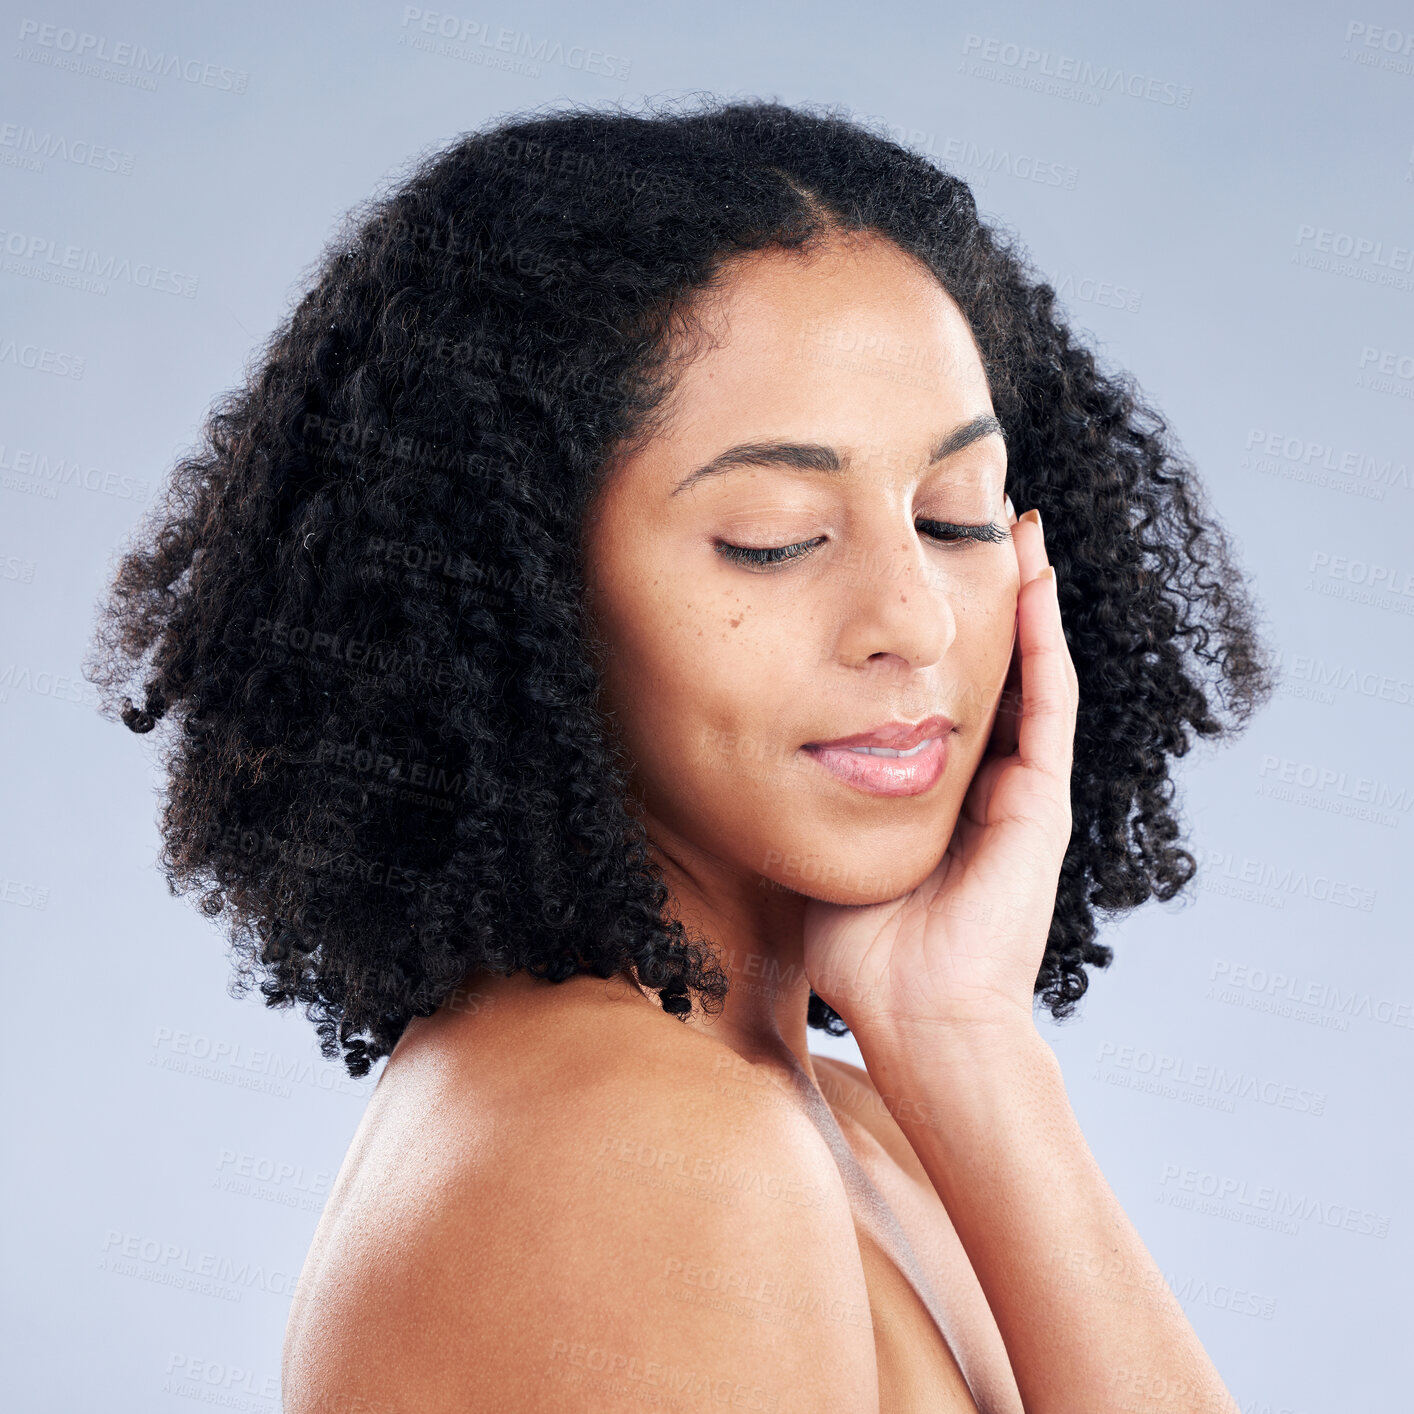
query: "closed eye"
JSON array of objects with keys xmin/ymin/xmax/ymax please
[
  {"xmin": 715, "ymin": 519, "xmax": 1009, "ymax": 569},
  {"xmin": 916, "ymin": 518, "xmax": 1010, "ymax": 546}
]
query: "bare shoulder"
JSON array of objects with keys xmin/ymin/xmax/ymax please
[{"xmin": 283, "ymin": 976, "xmax": 879, "ymax": 1414}]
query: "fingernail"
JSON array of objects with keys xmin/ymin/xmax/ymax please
[
  {"xmin": 1004, "ymin": 493, "xmax": 1016, "ymax": 524},
  {"xmin": 1037, "ymin": 565, "xmax": 1056, "ymax": 584},
  {"xmin": 1020, "ymin": 507, "xmax": 1042, "ymax": 532}
]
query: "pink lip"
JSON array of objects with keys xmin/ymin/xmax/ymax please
[
  {"xmin": 800, "ymin": 716, "xmax": 955, "ymax": 798},
  {"xmin": 805, "ymin": 714, "xmax": 956, "ymax": 752},
  {"xmin": 802, "ymin": 737, "xmax": 950, "ymax": 796}
]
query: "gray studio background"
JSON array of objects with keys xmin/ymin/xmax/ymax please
[{"xmin": 3, "ymin": 1, "xmax": 1411, "ymax": 1409}]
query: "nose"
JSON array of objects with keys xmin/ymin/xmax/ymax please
[{"xmin": 830, "ymin": 527, "xmax": 960, "ymax": 675}]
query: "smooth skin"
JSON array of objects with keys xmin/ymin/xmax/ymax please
[{"xmin": 282, "ymin": 231, "xmax": 1239, "ymax": 1413}]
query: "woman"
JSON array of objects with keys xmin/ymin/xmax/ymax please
[{"xmin": 89, "ymin": 97, "xmax": 1273, "ymax": 1411}]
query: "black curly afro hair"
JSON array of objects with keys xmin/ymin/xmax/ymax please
[{"xmin": 86, "ymin": 94, "xmax": 1275, "ymax": 1077}]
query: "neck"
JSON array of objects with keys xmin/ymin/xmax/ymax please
[{"xmin": 637, "ymin": 811, "xmax": 822, "ymax": 1083}]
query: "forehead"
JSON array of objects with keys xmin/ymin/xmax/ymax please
[{"xmin": 649, "ymin": 233, "xmax": 991, "ymax": 449}]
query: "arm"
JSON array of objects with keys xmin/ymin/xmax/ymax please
[
  {"xmin": 803, "ymin": 504, "xmax": 1240, "ymax": 1414},
  {"xmin": 854, "ymin": 1018, "xmax": 1239, "ymax": 1414}
]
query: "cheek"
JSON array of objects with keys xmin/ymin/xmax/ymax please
[
  {"xmin": 945, "ymin": 575, "xmax": 1018, "ymax": 720},
  {"xmin": 594, "ymin": 568, "xmax": 789, "ymax": 779},
  {"xmin": 979, "ymin": 586, "xmax": 1019, "ymax": 675}
]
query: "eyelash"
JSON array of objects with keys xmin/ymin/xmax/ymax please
[{"xmin": 714, "ymin": 519, "xmax": 1010, "ymax": 568}]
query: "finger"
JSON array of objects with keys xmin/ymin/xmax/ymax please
[
  {"xmin": 984, "ymin": 496, "xmax": 1030, "ymax": 759},
  {"xmin": 1013, "ymin": 506, "xmax": 1049, "ymax": 583},
  {"xmin": 1013, "ymin": 514, "xmax": 1075, "ymax": 783},
  {"xmin": 1015, "ymin": 508, "xmax": 1079, "ymax": 700}
]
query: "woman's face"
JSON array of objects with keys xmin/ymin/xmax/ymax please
[{"xmin": 582, "ymin": 232, "xmax": 1018, "ymax": 907}]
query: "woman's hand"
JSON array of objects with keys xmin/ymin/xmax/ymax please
[{"xmin": 801, "ymin": 503, "xmax": 1079, "ymax": 1040}]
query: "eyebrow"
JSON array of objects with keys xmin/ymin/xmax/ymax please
[{"xmin": 669, "ymin": 412, "xmax": 1006, "ymax": 497}]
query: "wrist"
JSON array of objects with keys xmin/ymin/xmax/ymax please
[
  {"xmin": 847, "ymin": 995, "xmax": 1042, "ymax": 1062},
  {"xmin": 851, "ymin": 1013, "xmax": 1059, "ymax": 1128}
]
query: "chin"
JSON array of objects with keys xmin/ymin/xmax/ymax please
[{"xmin": 759, "ymin": 840, "xmax": 942, "ymax": 907}]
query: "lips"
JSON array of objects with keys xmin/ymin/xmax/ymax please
[
  {"xmin": 804, "ymin": 714, "xmax": 956, "ymax": 753},
  {"xmin": 799, "ymin": 714, "xmax": 956, "ymax": 797}
]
